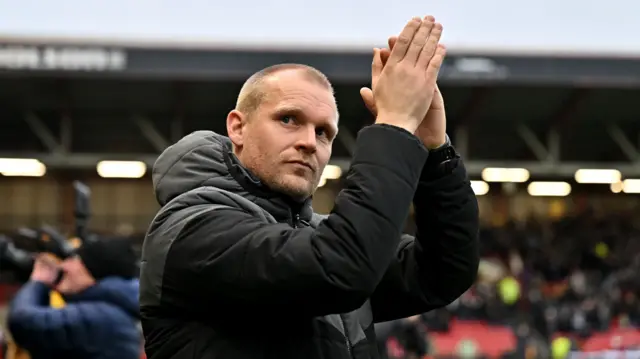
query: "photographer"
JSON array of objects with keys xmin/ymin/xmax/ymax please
[{"xmin": 6, "ymin": 237, "xmax": 141, "ymax": 359}]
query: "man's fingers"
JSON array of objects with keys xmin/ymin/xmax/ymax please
[
  {"xmin": 403, "ymin": 16, "xmax": 435, "ymax": 65},
  {"xmin": 426, "ymin": 44, "xmax": 446, "ymax": 83},
  {"xmin": 359, "ymin": 87, "xmax": 377, "ymax": 116},
  {"xmin": 388, "ymin": 36, "xmax": 398, "ymax": 50},
  {"xmin": 380, "ymin": 37, "xmax": 396, "ymax": 66},
  {"xmin": 417, "ymin": 22, "xmax": 443, "ymax": 69},
  {"xmin": 35, "ymin": 253, "xmax": 58, "ymax": 269},
  {"xmin": 380, "ymin": 48, "xmax": 391, "ymax": 67},
  {"xmin": 387, "ymin": 17, "xmax": 422, "ymax": 65},
  {"xmin": 371, "ymin": 48, "xmax": 383, "ymax": 88}
]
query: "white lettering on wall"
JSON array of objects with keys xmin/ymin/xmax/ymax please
[{"xmin": 0, "ymin": 45, "xmax": 126, "ymax": 71}]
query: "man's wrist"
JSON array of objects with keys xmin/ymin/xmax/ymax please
[
  {"xmin": 422, "ymin": 135, "xmax": 458, "ymax": 178},
  {"xmin": 429, "ymin": 134, "xmax": 450, "ymax": 150},
  {"xmin": 375, "ymin": 113, "xmax": 419, "ymax": 134},
  {"xmin": 424, "ymin": 138, "xmax": 447, "ymax": 149}
]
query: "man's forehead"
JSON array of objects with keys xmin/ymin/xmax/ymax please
[
  {"xmin": 261, "ymin": 73, "xmax": 338, "ymax": 120},
  {"xmin": 271, "ymin": 97, "xmax": 339, "ymax": 124}
]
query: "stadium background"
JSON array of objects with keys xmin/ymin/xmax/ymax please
[{"xmin": 1, "ymin": 2, "xmax": 640, "ymax": 357}]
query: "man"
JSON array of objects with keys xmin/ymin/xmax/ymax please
[
  {"xmin": 140, "ymin": 15, "xmax": 479, "ymax": 359},
  {"xmin": 7, "ymin": 237, "xmax": 141, "ymax": 359}
]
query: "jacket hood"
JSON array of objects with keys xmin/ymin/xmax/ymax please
[
  {"xmin": 152, "ymin": 131, "xmax": 236, "ymax": 207},
  {"xmin": 152, "ymin": 130, "xmax": 314, "ymax": 222}
]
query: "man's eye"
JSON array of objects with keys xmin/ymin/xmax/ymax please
[
  {"xmin": 280, "ymin": 115, "xmax": 295, "ymax": 124},
  {"xmin": 315, "ymin": 128, "xmax": 325, "ymax": 137}
]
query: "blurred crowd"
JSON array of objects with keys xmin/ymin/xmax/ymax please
[
  {"xmin": 380, "ymin": 209, "xmax": 640, "ymax": 358},
  {"xmin": 2, "ymin": 209, "xmax": 640, "ymax": 359}
]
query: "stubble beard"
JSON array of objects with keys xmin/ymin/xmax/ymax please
[
  {"xmin": 267, "ymin": 173, "xmax": 316, "ymax": 202},
  {"xmin": 240, "ymin": 149, "xmax": 316, "ymax": 202},
  {"xmin": 242, "ymin": 159, "xmax": 315, "ymax": 202}
]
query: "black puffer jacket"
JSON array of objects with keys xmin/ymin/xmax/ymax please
[{"xmin": 139, "ymin": 125, "xmax": 479, "ymax": 359}]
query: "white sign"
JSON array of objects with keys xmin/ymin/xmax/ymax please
[
  {"xmin": 571, "ymin": 350, "xmax": 640, "ymax": 359},
  {"xmin": 0, "ymin": 45, "xmax": 126, "ymax": 71},
  {"xmin": 1, "ymin": 0, "xmax": 639, "ymax": 56},
  {"xmin": 444, "ymin": 57, "xmax": 510, "ymax": 80}
]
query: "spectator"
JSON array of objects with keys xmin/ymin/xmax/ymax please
[
  {"xmin": 7, "ymin": 237, "xmax": 141, "ymax": 359},
  {"xmin": 385, "ymin": 209, "xmax": 640, "ymax": 357}
]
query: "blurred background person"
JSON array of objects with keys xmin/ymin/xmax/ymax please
[{"xmin": 6, "ymin": 237, "xmax": 141, "ymax": 359}]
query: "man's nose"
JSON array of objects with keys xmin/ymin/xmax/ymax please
[{"xmin": 294, "ymin": 126, "xmax": 317, "ymax": 153}]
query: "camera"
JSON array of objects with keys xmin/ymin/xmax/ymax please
[
  {"xmin": 0, "ymin": 225, "xmax": 78, "ymax": 283},
  {"xmin": 0, "ymin": 234, "xmax": 35, "ymax": 281},
  {"xmin": 0, "ymin": 180, "xmax": 92, "ymax": 283}
]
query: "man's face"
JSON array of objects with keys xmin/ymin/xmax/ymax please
[
  {"xmin": 235, "ymin": 70, "xmax": 338, "ymax": 200},
  {"xmin": 55, "ymin": 257, "xmax": 95, "ymax": 295}
]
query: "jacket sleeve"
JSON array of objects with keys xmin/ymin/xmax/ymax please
[
  {"xmin": 162, "ymin": 125, "xmax": 429, "ymax": 316},
  {"xmin": 370, "ymin": 157, "xmax": 480, "ymax": 322},
  {"xmin": 7, "ymin": 281, "xmax": 100, "ymax": 351}
]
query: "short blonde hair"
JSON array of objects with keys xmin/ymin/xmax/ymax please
[{"xmin": 236, "ymin": 64, "xmax": 334, "ymax": 115}]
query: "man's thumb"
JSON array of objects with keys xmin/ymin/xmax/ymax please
[{"xmin": 360, "ymin": 87, "xmax": 377, "ymax": 116}]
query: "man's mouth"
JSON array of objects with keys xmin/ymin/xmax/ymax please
[{"xmin": 288, "ymin": 161, "xmax": 314, "ymax": 172}]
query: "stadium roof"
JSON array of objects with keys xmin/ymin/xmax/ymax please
[{"xmin": 1, "ymin": 41, "xmax": 640, "ymax": 178}]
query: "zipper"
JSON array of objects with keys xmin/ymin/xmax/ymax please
[
  {"xmin": 339, "ymin": 315, "xmax": 354, "ymax": 358},
  {"xmin": 293, "ymin": 214, "xmax": 312, "ymax": 228},
  {"xmin": 292, "ymin": 209, "xmax": 351, "ymax": 357}
]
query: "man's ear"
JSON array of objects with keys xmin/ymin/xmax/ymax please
[{"xmin": 226, "ymin": 109, "xmax": 246, "ymax": 147}]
